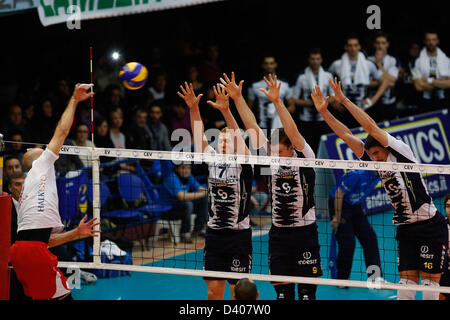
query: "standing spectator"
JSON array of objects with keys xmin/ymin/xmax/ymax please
[
  {"xmin": 328, "ymin": 34, "xmax": 382, "ymax": 128},
  {"xmin": 288, "ymin": 48, "xmax": 334, "ymax": 153},
  {"xmin": 159, "ymin": 163, "xmax": 208, "ymax": 243},
  {"xmin": 109, "ymin": 107, "xmax": 127, "ymax": 149},
  {"xmin": 397, "ymin": 42, "xmax": 421, "ymax": 117},
  {"xmin": 412, "ymin": 31, "xmax": 450, "ymax": 113},
  {"xmin": 248, "ymin": 55, "xmax": 291, "ymax": 131},
  {"xmin": 147, "ymin": 103, "xmax": 172, "ymax": 151},
  {"xmin": 367, "ymin": 32, "xmax": 400, "ymax": 122}
]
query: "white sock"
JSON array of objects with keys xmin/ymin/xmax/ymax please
[
  {"xmin": 397, "ymin": 278, "xmax": 417, "ymax": 300},
  {"xmin": 421, "ymin": 279, "xmax": 440, "ymax": 300}
]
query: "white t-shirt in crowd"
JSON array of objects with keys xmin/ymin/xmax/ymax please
[{"xmin": 17, "ymin": 148, "xmax": 64, "ymax": 233}]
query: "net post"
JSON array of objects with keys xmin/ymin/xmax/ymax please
[{"xmin": 91, "ymin": 150, "xmax": 101, "ymax": 265}]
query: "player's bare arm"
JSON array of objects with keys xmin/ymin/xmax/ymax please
[
  {"xmin": 47, "ymin": 83, "xmax": 94, "ymax": 156},
  {"xmin": 177, "ymin": 82, "xmax": 209, "ymax": 153},
  {"xmin": 311, "ymin": 83, "xmax": 364, "ymax": 157},
  {"xmin": 48, "ymin": 215, "xmax": 100, "ymax": 248},
  {"xmin": 207, "ymin": 84, "xmax": 250, "ymax": 156},
  {"xmin": 329, "ymin": 77, "xmax": 388, "ymax": 146},
  {"xmin": 260, "ymin": 74, "xmax": 306, "ymax": 151},
  {"xmin": 221, "ymin": 72, "xmax": 267, "ymax": 150}
]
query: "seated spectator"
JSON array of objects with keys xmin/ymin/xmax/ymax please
[
  {"xmin": 69, "ymin": 123, "xmax": 95, "ymax": 168},
  {"xmin": 109, "ymin": 107, "xmax": 127, "ymax": 149},
  {"xmin": 2, "ymin": 103, "xmax": 31, "ymax": 142},
  {"xmin": 4, "ymin": 130, "xmax": 26, "ymax": 161},
  {"xmin": 73, "ymin": 101, "xmax": 101, "ymax": 135},
  {"xmin": 187, "ymin": 65, "xmax": 204, "ymax": 92},
  {"xmin": 412, "ymin": 31, "xmax": 450, "ymax": 113},
  {"xmin": 198, "ymin": 44, "xmax": 222, "ymax": 83},
  {"xmin": 31, "ymin": 97, "xmax": 58, "ymax": 144},
  {"xmin": 169, "ymin": 99, "xmax": 192, "ymax": 135},
  {"xmin": 159, "ymin": 163, "xmax": 208, "ymax": 243},
  {"xmin": 397, "ymin": 42, "xmax": 422, "ymax": 117},
  {"xmin": 147, "ymin": 103, "xmax": 172, "ymax": 151},
  {"xmin": 147, "ymin": 71, "xmax": 168, "ymax": 105},
  {"xmin": 94, "ymin": 117, "xmax": 114, "ymax": 149},
  {"xmin": 3, "ymin": 155, "xmax": 22, "ymax": 192}
]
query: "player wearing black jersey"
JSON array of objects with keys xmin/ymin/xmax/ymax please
[
  {"xmin": 178, "ymin": 82, "xmax": 253, "ymax": 300},
  {"xmin": 221, "ymin": 72, "xmax": 322, "ymax": 300},
  {"xmin": 311, "ymin": 77, "xmax": 448, "ymax": 300}
]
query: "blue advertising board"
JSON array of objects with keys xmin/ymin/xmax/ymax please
[{"xmin": 317, "ymin": 110, "xmax": 450, "ymax": 215}]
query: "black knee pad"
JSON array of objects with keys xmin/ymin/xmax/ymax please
[
  {"xmin": 274, "ymin": 283, "xmax": 296, "ymax": 300},
  {"xmin": 298, "ymin": 284, "xmax": 317, "ymax": 300}
]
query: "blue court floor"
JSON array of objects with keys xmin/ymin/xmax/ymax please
[{"xmin": 72, "ymin": 208, "xmax": 427, "ymax": 301}]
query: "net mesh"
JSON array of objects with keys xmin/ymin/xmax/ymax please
[{"xmin": 3, "ymin": 140, "xmax": 450, "ymax": 298}]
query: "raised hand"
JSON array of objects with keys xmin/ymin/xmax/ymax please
[
  {"xmin": 259, "ymin": 74, "xmax": 281, "ymax": 103},
  {"xmin": 72, "ymin": 83, "xmax": 94, "ymax": 102},
  {"xmin": 177, "ymin": 82, "xmax": 203, "ymax": 109},
  {"xmin": 310, "ymin": 85, "xmax": 330, "ymax": 113},
  {"xmin": 77, "ymin": 215, "xmax": 101, "ymax": 238},
  {"xmin": 207, "ymin": 84, "xmax": 230, "ymax": 112},
  {"xmin": 328, "ymin": 77, "xmax": 346, "ymax": 104},
  {"xmin": 220, "ymin": 72, "xmax": 244, "ymax": 100}
]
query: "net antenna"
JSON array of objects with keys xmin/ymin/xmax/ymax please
[{"xmin": 89, "ymin": 47, "xmax": 101, "ymax": 264}]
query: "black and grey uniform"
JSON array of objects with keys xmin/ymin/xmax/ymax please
[
  {"xmin": 268, "ymin": 142, "xmax": 322, "ymax": 300},
  {"xmin": 360, "ymin": 133, "xmax": 448, "ymax": 275},
  {"xmin": 203, "ymin": 146, "xmax": 254, "ymax": 284},
  {"xmin": 439, "ymin": 218, "xmax": 450, "ymax": 299}
]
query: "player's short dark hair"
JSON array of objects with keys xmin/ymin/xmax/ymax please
[
  {"xmin": 269, "ymin": 128, "xmax": 292, "ymax": 147},
  {"xmin": 364, "ymin": 134, "xmax": 384, "ymax": 150},
  {"xmin": 234, "ymin": 278, "xmax": 258, "ymax": 300},
  {"xmin": 308, "ymin": 48, "xmax": 323, "ymax": 57}
]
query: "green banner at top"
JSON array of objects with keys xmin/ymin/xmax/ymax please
[{"xmin": 37, "ymin": 0, "xmax": 223, "ymax": 26}]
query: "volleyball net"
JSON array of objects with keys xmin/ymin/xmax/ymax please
[{"xmin": 3, "ymin": 139, "xmax": 450, "ymax": 298}]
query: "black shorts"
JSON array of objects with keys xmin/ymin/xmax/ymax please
[
  {"xmin": 269, "ymin": 223, "xmax": 323, "ymax": 280},
  {"xmin": 396, "ymin": 213, "xmax": 448, "ymax": 274},
  {"xmin": 203, "ymin": 228, "xmax": 252, "ymax": 284}
]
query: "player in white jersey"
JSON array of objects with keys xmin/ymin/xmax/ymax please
[
  {"xmin": 10, "ymin": 83, "xmax": 100, "ymax": 300},
  {"xmin": 247, "ymin": 55, "xmax": 291, "ymax": 131},
  {"xmin": 221, "ymin": 72, "xmax": 322, "ymax": 300},
  {"xmin": 311, "ymin": 77, "xmax": 448, "ymax": 300},
  {"xmin": 178, "ymin": 82, "xmax": 253, "ymax": 300}
]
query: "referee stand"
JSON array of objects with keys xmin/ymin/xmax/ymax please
[{"xmin": 0, "ymin": 133, "xmax": 12, "ymax": 300}]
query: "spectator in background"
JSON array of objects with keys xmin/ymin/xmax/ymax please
[
  {"xmin": 5, "ymin": 130, "xmax": 25, "ymax": 161},
  {"xmin": 328, "ymin": 34, "xmax": 382, "ymax": 128},
  {"xmin": 2, "ymin": 103, "xmax": 31, "ymax": 143},
  {"xmin": 147, "ymin": 71, "xmax": 168, "ymax": 104},
  {"xmin": 198, "ymin": 44, "xmax": 222, "ymax": 83},
  {"xmin": 109, "ymin": 107, "xmax": 127, "ymax": 149},
  {"xmin": 187, "ymin": 65, "xmax": 204, "ymax": 92},
  {"xmin": 367, "ymin": 32, "xmax": 400, "ymax": 122},
  {"xmin": 169, "ymin": 99, "xmax": 192, "ymax": 134},
  {"xmin": 397, "ymin": 42, "xmax": 421, "ymax": 117},
  {"xmin": 94, "ymin": 118, "xmax": 114, "ymax": 149},
  {"xmin": 147, "ymin": 103, "xmax": 172, "ymax": 151},
  {"xmin": 248, "ymin": 54, "xmax": 291, "ymax": 131},
  {"xmin": 412, "ymin": 31, "xmax": 450, "ymax": 113},
  {"xmin": 288, "ymin": 48, "xmax": 334, "ymax": 153},
  {"xmin": 22, "ymin": 101, "xmax": 35, "ymax": 139},
  {"xmin": 102, "ymin": 84, "xmax": 126, "ymax": 116},
  {"xmin": 234, "ymin": 278, "xmax": 259, "ymax": 300},
  {"xmin": 51, "ymin": 78, "xmax": 72, "ymax": 116},
  {"xmin": 32, "ymin": 97, "xmax": 58, "ymax": 144},
  {"xmin": 69, "ymin": 122, "xmax": 95, "ymax": 168},
  {"xmin": 73, "ymin": 101, "xmax": 101, "ymax": 135},
  {"xmin": 159, "ymin": 162, "xmax": 208, "ymax": 243},
  {"xmin": 3, "ymin": 155, "xmax": 23, "ymax": 192}
]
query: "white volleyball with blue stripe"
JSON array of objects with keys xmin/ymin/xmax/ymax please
[{"xmin": 119, "ymin": 62, "xmax": 148, "ymax": 90}]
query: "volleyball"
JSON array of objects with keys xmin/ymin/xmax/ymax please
[{"xmin": 119, "ymin": 62, "xmax": 148, "ymax": 90}]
